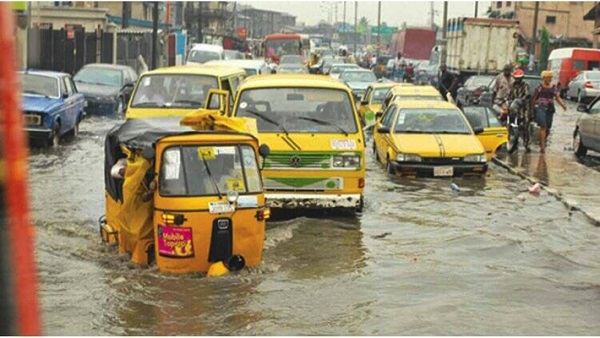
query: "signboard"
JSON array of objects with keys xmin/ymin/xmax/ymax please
[
  {"xmin": 237, "ymin": 27, "xmax": 247, "ymax": 39},
  {"xmin": 11, "ymin": 1, "xmax": 26, "ymax": 11},
  {"xmin": 370, "ymin": 26, "xmax": 397, "ymax": 35}
]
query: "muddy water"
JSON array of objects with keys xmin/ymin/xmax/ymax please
[{"xmin": 29, "ymin": 117, "xmax": 600, "ymax": 335}]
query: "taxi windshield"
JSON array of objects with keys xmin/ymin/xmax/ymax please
[
  {"xmin": 160, "ymin": 145, "xmax": 262, "ymax": 197},
  {"xmin": 236, "ymin": 87, "xmax": 358, "ymax": 134},
  {"xmin": 131, "ymin": 74, "xmax": 218, "ymax": 108},
  {"xmin": 372, "ymin": 88, "xmax": 390, "ymax": 104},
  {"xmin": 394, "ymin": 108, "xmax": 472, "ymax": 134},
  {"xmin": 393, "ymin": 95, "xmax": 442, "ymax": 102},
  {"xmin": 340, "ymin": 71, "xmax": 376, "ymax": 83}
]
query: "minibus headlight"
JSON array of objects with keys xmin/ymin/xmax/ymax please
[{"xmin": 332, "ymin": 155, "xmax": 360, "ymax": 168}]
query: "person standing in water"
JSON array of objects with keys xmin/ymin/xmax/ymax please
[{"xmin": 530, "ymin": 70, "xmax": 567, "ymax": 153}]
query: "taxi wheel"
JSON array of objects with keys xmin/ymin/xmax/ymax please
[
  {"xmin": 385, "ymin": 158, "xmax": 395, "ymax": 175},
  {"xmin": 373, "ymin": 143, "xmax": 380, "ymax": 162}
]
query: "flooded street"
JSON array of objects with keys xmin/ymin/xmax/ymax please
[{"xmin": 30, "ymin": 116, "xmax": 600, "ymax": 335}]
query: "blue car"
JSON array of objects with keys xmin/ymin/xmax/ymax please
[{"xmin": 20, "ymin": 70, "xmax": 86, "ymax": 147}]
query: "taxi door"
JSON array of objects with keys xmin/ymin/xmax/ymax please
[
  {"xmin": 465, "ymin": 107, "xmax": 507, "ymax": 160},
  {"xmin": 373, "ymin": 105, "xmax": 397, "ymax": 162}
]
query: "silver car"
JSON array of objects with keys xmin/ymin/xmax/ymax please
[
  {"xmin": 574, "ymin": 96, "xmax": 600, "ymax": 158},
  {"xmin": 566, "ymin": 70, "xmax": 600, "ymax": 103}
]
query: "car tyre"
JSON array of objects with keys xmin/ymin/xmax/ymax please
[
  {"xmin": 66, "ymin": 115, "xmax": 81, "ymax": 140},
  {"xmin": 386, "ymin": 158, "xmax": 395, "ymax": 175},
  {"xmin": 48, "ymin": 123, "xmax": 60, "ymax": 148},
  {"xmin": 573, "ymin": 129, "xmax": 587, "ymax": 158}
]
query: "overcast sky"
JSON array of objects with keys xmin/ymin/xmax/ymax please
[{"xmin": 238, "ymin": 1, "xmax": 492, "ymax": 27}]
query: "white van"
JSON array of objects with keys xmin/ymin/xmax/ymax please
[{"xmin": 186, "ymin": 44, "xmax": 224, "ymax": 65}]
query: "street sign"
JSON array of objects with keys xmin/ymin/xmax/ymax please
[
  {"xmin": 11, "ymin": 1, "xmax": 26, "ymax": 11},
  {"xmin": 371, "ymin": 26, "xmax": 397, "ymax": 35}
]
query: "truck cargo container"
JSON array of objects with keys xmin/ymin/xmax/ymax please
[{"xmin": 389, "ymin": 28, "xmax": 436, "ymax": 61}]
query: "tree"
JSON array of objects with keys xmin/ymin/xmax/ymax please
[{"xmin": 539, "ymin": 27, "xmax": 551, "ymax": 71}]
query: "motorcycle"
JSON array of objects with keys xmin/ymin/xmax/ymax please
[{"xmin": 503, "ymin": 98, "xmax": 532, "ymax": 153}]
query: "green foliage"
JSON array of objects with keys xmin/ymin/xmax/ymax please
[{"xmin": 539, "ymin": 27, "xmax": 551, "ymax": 70}]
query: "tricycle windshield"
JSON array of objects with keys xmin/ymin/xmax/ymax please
[
  {"xmin": 160, "ymin": 145, "xmax": 262, "ymax": 197},
  {"xmin": 131, "ymin": 74, "xmax": 219, "ymax": 109}
]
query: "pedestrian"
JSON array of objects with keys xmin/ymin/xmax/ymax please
[
  {"xmin": 530, "ymin": 70, "xmax": 567, "ymax": 153},
  {"xmin": 393, "ymin": 52, "xmax": 405, "ymax": 82},
  {"xmin": 404, "ymin": 62, "xmax": 415, "ymax": 83},
  {"xmin": 437, "ymin": 64, "xmax": 457, "ymax": 102},
  {"xmin": 493, "ymin": 64, "xmax": 515, "ymax": 105}
]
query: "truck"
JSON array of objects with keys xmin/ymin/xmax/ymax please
[
  {"xmin": 388, "ymin": 28, "xmax": 436, "ymax": 61},
  {"xmin": 445, "ymin": 17, "xmax": 520, "ymax": 76}
]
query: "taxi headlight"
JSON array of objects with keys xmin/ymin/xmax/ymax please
[
  {"xmin": 396, "ymin": 153, "xmax": 422, "ymax": 162},
  {"xmin": 332, "ymin": 155, "xmax": 360, "ymax": 168},
  {"xmin": 464, "ymin": 154, "xmax": 487, "ymax": 163}
]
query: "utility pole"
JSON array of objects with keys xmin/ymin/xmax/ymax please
[
  {"xmin": 197, "ymin": 2, "xmax": 203, "ymax": 43},
  {"xmin": 152, "ymin": 1, "xmax": 158, "ymax": 70},
  {"xmin": 343, "ymin": 1, "xmax": 346, "ymax": 46},
  {"xmin": 354, "ymin": 1, "xmax": 358, "ymax": 54},
  {"xmin": 122, "ymin": 2, "xmax": 131, "ymax": 28},
  {"xmin": 474, "ymin": 1, "xmax": 478, "ymax": 18},
  {"xmin": 377, "ymin": 1, "xmax": 381, "ymax": 58},
  {"xmin": 531, "ymin": 1, "xmax": 540, "ymax": 61},
  {"xmin": 430, "ymin": 1, "xmax": 435, "ymax": 30},
  {"xmin": 442, "ymin": 1, "xmax": 448, "ymax": 65}
]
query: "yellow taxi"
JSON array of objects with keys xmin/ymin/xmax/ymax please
[
  {"xmin": 358, "ymin": 82, "xmax": 406, "ymax": 127},
  {"xmin": 373, "ymin": 100, "xmax": 488, "ymax": 177},
  {"xmin": 126, "ymin": 65, "xmax": 246, "ymax": 119},
  {"xmin": 231, "ymin": 74, "xmax": 366, "ymax": 212},
  {"xmin": 461, "ymin": 105, "xmax": 508, "ymax": 160},
  {"xmin": 380, "ymin": 85, "xmax": 443, "ymax": 111}
]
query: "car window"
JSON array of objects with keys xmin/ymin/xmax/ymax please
[
  {"xmin": 573, "ymin": 60, "xmax": 586, "ymax": 71},
  {"xmin": 129, "ymin": 69, "xmax": 138, "ymax": 82},
  {"xmin": 589, "ymin": 99, "xmax": 600, "ymax": 115},
  {"xmin": 20, "ymin": 74, "xmax": 60, "ymax": 98},
  {"xmin": 61, "ymin": 77, "xmax": 70, "ymax": 97},
  {"xmin": 381, "ymin": 106, "xmax": 397, "ymax": 128},
  {"xmin": 67, "ymin": 77, "xmax": 78, "ymax": 94},
  {"xmin": 123, "ymin": 70, "xmax": 132, "ymax": 85},
  {"xmin": 486, "ymin": 108, "xmax": 502, "ymax": 127},
  {"xmin": 363, "ymin": 87, "xmax": 372, "ymax": 102},
  {"xmin": 585, "ymin": 72, "xmax": 600, "ymax": 81},
  {"xmin": 462, "ymin": 107, "xmax": 488, "ymax": 129},
  {"xmin": 131, "ymin": 74, "xmax": 219, "ymax": 108},
  {"xmin": 394, "ymin": 108, "xmax": 472, "ymax": 134}
]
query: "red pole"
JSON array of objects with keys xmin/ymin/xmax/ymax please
[{"xmin": 0, "ymin": 3, "xmax": 41, "ymax": 335}]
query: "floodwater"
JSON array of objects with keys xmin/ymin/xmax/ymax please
[{"xmin": 29, "ymin": 116, "xmax": 600, "ymax": 335}]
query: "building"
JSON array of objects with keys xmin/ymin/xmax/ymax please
[
  {"xmin": 583, "ymin": 3, "xmax": 600, "ymax": 47},
  {"xmin": 238, "ymin": 5, "xmax": 297, "ymax": 39},
  {"xmin": 492, "ymin": 1, "xmax": 596, "ymax": 46}
]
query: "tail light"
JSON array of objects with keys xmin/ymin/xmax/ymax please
[
  {"xmin": 256, "ymin": 208, "xmax": 270, "ymax": 221},
  {"xmin": 585, "ymin": 81, "xmax": 594, "ymax": 88},
  {"xmin": 358, "ymin": 178, "xmax": 365, "ymax": 189},
  {"xmin": 162, "ymin": 213, "xmax": 186, "ymax": 225}
]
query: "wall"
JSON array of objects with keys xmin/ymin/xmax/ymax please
[{"xmin": 30, "ymin": 4, "xmax": 108, "ymax": 31}]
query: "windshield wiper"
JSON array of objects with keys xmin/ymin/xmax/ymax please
[
  {"xmin": 396, "ymin": 130, "xmax": 429, "ymax": 134},
  {"xmin": 173, "ymin": 100, "xmax": 203, "ymax": 106},
  {"xmin": 200, "ymin": 154, "xmax": 222, "ymax": 199},
  {"xmin": 24, "ymin": 90, "xmax": 50, "ymax": 98},
  {"xmin": 436, "ymin": 131, "xmax": 471, "ymax": 135},
  {"xmin": 132, "ymin": 102, "xmax": 167, "ymax": 108},
  {"xmin": 244, "ymin": 109, "xmax": 290, "ymax": 135},
  {"xmin": 297, "ymin": 116, "xmax": 349, "ymax": 136}
]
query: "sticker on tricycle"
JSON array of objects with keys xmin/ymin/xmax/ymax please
[
  {"xmin": 209, "ymin": 201, "xmax": 235, "ymax": 213},
  {"xmin": 157, "ymin": 226, "xmax": 194, "ymax": 258},
  {"xmin": 198, "ymin": 147, "xmax": 216, "ymax": 160}
]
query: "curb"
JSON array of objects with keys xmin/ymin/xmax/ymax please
[{"xmin": 492, "ymin": 157, "xmax": 600, "ymax": 226}]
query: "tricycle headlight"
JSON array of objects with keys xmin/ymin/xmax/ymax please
[
  {"xmin": 332, "ymin": 155, "xmax": 360, "ymax": 168},
  {"xmin": 396, "ymin": 153, "xmax": 421, "ymax": 162},
  {"xmin": 464, "ymin": 154, "xmax": 487, "ymax": 163}
]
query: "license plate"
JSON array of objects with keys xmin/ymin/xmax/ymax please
[
  {"xmin": 434, "ymin": 166, "xmax": 454, "ymax": 177},
  {"xmin": 24, "ymin": 114, "xmax": 41, "ymax": 126}
]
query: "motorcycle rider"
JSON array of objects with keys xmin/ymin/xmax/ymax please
[{"xmin": 508, "ymin": 68, "xmax": 531, "ymax": 151}]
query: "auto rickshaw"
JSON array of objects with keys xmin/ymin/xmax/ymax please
[{"xmin": 100, "ymin": 94, "xmax": 270, "ymax": 275}]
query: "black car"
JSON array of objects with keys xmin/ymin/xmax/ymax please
[
  {"xmin": 456, "ymin": 75, "xmax": 495, "ymax": 107},
  {"xmin": 74, "ymin": 63, "xmax": 138, "ymax": 117}
]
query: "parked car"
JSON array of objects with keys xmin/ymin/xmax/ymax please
[
  {"xmin": 74, "ymin": 63, "xmax": 137, "ymax": 117},
  {"xmin": 548, "ymin": 47, "xmax": 600, "ymax": 93},
  {"xmin": 565, "ymin": 70, "xmax": 600, "ymax": 103},
  {"xmin": 339, "ymin": 69, "xmax": 377, "ymax": 100},
  {"xmin": 456, "ymin": 75, "xmax": 495, "ymax": 107},
  {"xmin": 19, "ymin": 70, "xmax": 85, "ymax": 147},
  {"xmin": 277, "ymin": 64, "xmax": 308, "ymax": 74},
  {"xmin": 205, "ymin": 59, "xmax": 270, "ymax": 76},
  {"xmin": 573, "ymin": 96, "xmax": 600, "ymax": 158},
  {"xmin": 327, "ymin": 63, "xmax": 360, "ymax": 79}
]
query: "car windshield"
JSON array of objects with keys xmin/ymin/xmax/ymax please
[
  {"xmin": 586, "ymin": 72, "xmax": 600, "ymax": 80},
  {"xmin": 340, "ymin": 71, "xmax": 376, "ymax": 83},
  {"xmin": 463, "ymin": 106, "xmax": 502, "ymax": 128},
  {"xmin": 331, "ymin": 65, "xmax": 357, "ymax": 74},
  {"xmin": 188, "ymin": 50, "xmax": 221, "ymax": 63},
  {"xmin": 74, "ymin": 67, "xmax": 122, "ymax": 87},
  {"xmin": 20, "ymin": 74, "xmax": 59, "ymax": 98},
  {"xmin": 265, "ymin": 39, "xmax": 300, "ymax": 59},
  {"xmin": 244, "ymin": 68, "xmax": 258, "ymax": 76},
  {"xmin": 394, "ymin": 108, "xmax": 472, "ymax": 134},
  {"xmin": 465, "ymin": 76, "xmax": 493, "ymax": 88},
  {"xmin": 131, "ymin": 74, "xmax": 219, "ymax": 108},
  {"xmin": 280, "ymin": 55, "xmax": 303, "ymax": 64},
  {"xmin": 224, "ymin": 50, "xmax": 243, "ymax": 60},
  {"xmin": 236, "ymin": 87, "xmax": 358, "ymax": 134},
  {"xmin": 393, "ymin": 95, "xmax": 443, "ymax": 102},
  {"xmin": 160, "ymin": 145, "xmax": 262, "ymax": 197},
  {"xmin": 372, "ymin": 88, "xmax": 390, "ymax": 104}
]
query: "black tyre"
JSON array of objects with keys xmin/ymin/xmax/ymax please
[
  {"xmin": 386, "ymin": 158, "xmax": 395, "ymax": 175},
  {"xmin": 373, "ymin": 142, "xmax": 379, "ymax": 162},
  {"xmin": 47, "ymin": 123, "xmax": 60, "ymax": 147},
  {"xmin": 66, "ymin": 115, "xmax": 81, "ymax": 140},
  {"xmin": 573, "ymin": 129, "xmax": 588, "ymax": 158}
]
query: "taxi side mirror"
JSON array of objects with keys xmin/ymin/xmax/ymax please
[
  {"xmin": 377, "ymin": 126, "xmax": 390, "ymax": 134},
  {"xmin": 205, "ymin": 89, "xmax": 230, "ymax": 115},
  {"xmin": 473, "ymin": 126, "xmax": 485, "ymax": 134}
]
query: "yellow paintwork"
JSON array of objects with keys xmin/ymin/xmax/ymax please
[
  {"xmin": 476, "ymin": 126, "xmax": 507, "ymax": 160},
  {"xmin": 153, "ymin": 133, "xmax": 267, "ymax": 274},
  {"xmin": 232, "ymin": 75, "xmax": 366, "ymax": 207},
  {"xmin": 358, "ymin": 82, "xmax": 397, "ymax": 120},
  {"xmin": 374, "ymin": 100, "xmax": 487, "ymax": 174},
  {"xmin": 126, "ymin": 65, "xmax": 246, "ymax": 119}
]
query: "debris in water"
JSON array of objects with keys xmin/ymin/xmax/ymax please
[
  {"xmin": 450, "ymin": 183, "xmax": 460, "ymax": 192},
  {"xmin": 371, "ymin": 232, "xmax": 392, "ymax": 239},
  {"xmin": 111, "ymin": 277, "xmax": 127, "ymax": 285},
  {"xmin": 528, "ymin": 182, "xmax": 541, "ymax": 195},
  {"xmin": 517, "ymin": 193, "xmax": 527, "ymax": 201}
]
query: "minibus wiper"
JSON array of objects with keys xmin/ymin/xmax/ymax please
[
  {"xmin": 244, "ymin": 109, "xmax": 290, "ymax": 135},
  {"xmin": 200, "ymin": 155, "xmax": 222, "ymax": 199},
  {"xmin": 297, "ymin": 117, "xmax": 349, "ymax": 136}
]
